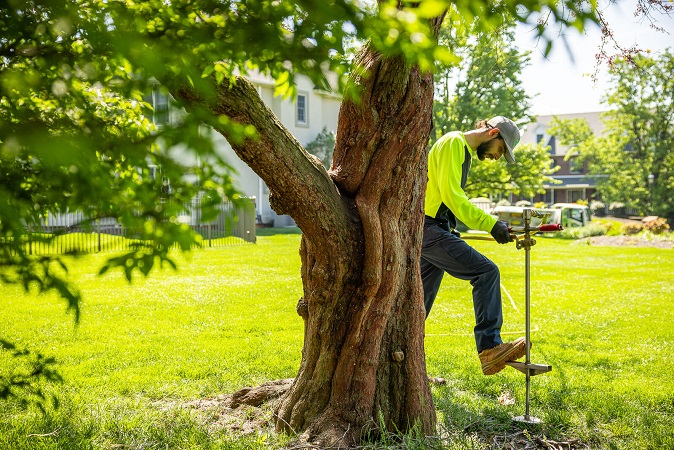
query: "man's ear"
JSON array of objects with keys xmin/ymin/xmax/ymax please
[{"xmin": 488, "ymin": 128, "xmax": 500, "ymax": 138}]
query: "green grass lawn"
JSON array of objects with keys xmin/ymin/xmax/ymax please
[{"xmin": 2, "ymin": 230, "xmax": 673, "ymax": 449}]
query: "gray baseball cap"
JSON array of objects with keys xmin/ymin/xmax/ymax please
[{"xmin": 487, "ymin": 116, "xmax": 520, "ymax": 164}]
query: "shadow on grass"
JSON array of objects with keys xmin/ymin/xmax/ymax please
[
  {"xmin": 256, "ymin": 227, "xmax": 302, "ymax": 236},
  {"xmin": 431, "ymin": 373, "xmax": 590, "ymax": 449}
]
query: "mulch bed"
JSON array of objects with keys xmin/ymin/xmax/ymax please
[{"xmin": 579, "ymin": 235, "xmax": 674, "ymax": 249}]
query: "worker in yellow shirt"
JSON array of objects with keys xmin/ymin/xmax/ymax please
[{"xmin": 422, "ymin": 116, "xmax": 526, "ymax": 375}]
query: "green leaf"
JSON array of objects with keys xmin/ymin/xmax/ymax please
[
  {"xmin": 415, "ymin": 0, "xmax": 449, "ymax": 18},
  {"xmin": 201, "ymin": 65, "xmax": 215, "ymax": 78}
]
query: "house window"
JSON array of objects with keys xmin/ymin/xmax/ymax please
[
  {"xmin": 296, "ymin": 93, "xmax": 308, "ymax": 126},
  {"xmin": 536, "ymin": 133, "xmax": 544, "ymax": 143},
  {"xmin": 569, "ymin": 155, "xmax": 582, "ymax": 174},
  {"xmin": 144, "ymin": 86, "xmax": 170, "ymax": 125},
  {"xmin": 568, "ymin": 189, "xmax": 583, "ymax": 203},
  {"xmin": 547, "ymin": 136, "xmax": 556, "ymax": 155}
]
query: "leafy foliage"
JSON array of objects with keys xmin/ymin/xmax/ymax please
[
  {"xmin": 547, "ymin": 50, "xmax": 674, "ymax": 222},
  {"xmin": 432, "ymin": 18, "xmax": 554, "ymax": 199},
  {"xmin": 433, "ymin": 20, "xmax": 535, "ymax": 137},
  {"xmin": 1, "ymin": 0, "xmax": 244, "ymax": 296},
  {"xmin": 464, "ymin": 141, "xmax": 560, "ymax": 199}
]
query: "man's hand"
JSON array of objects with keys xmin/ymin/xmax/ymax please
[{"xmin": 490, "ymin": 221, "xmax": 512, "ymax": 244}]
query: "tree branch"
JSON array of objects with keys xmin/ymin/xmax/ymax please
[{"xmin": 169, "ymin": 77, "xmax": 359, "ymax": 247}]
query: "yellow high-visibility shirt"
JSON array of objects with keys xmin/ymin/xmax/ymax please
[{"xmin": 425, "ymin": 131, "xmax": 497, "ymax": 233}]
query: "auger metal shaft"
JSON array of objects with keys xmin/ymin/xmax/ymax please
[{"xmin": 524, "ymin": 243, "xmax": 532, "ymax": 419}]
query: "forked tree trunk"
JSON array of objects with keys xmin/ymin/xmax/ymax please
[
  {"xmin": 271, "ymin": 47, "xmax": 437, "ymax": 446},
  {"xmin": 171, "ymin": 31, "xmax": 441, "ymax": 449}
]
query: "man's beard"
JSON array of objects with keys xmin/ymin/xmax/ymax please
[{"xmin": 476, "ymin": 141, "xmax": 491, "ymax": 160}]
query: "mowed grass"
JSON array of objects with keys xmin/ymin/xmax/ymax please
[
  {"xmin": 425, "ymin": 237, "xmax": 674, "ymax": 449},
  {"xmin": 2, "ymin": 230, "xmax": 673, "ymax": 449}
]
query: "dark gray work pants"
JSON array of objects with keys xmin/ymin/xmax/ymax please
[{"xmin": 420, "ymin": 223, "xmax": 503, "ymax": 353}]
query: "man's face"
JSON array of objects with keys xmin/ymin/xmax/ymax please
[{"xmin": 477, "ymin": 136, "xmax": 506, "ymax": 161}]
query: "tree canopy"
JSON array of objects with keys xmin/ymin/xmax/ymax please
[
  {"xmin": 0, "ymin": 0, "xmax": 608, "ymax": 321},
  {"xmin": 432, "ymin": 17, "xmax": 557, "ymax": 201},
  {"xmin": 547, "ymin": 49, "xmax": 674, "ymax": 221}
]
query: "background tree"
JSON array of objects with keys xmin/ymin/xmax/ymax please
[
  {"xmin": 2, "ymin": 0, "xmax": 664, "ymax": 446},
  {"xmin": 433, "ymin": 18, "xmax": 555, "ymax": 202},
  {"xmin": 548, "ymin": 49, "xmax": 674, "ymax": 221},
  {"xmin": 463, "ymin": 142, "xmax": 560, "ymax": 201},
  {"xmin": 433, "ymin": 20, "xmax": 534, "ymax": 137},
  {"xmin": 304, "ymin": 127, "xmax": 336, "ymax": 169}
]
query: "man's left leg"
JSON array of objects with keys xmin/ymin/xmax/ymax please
[{"xmin": 470, "ymin": 258, "xmax": 503, "ymax": 352}]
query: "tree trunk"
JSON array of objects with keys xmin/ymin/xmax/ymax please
[
  {"xmin": 271, "ymin": 46, "xmax": 436, "ymax": 446},
  {"xmin": 170, "ymin": 38, "xmax": 439, "ymax": 449}
]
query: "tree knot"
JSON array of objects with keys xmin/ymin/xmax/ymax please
[{"xmin": 296, "ymin": 296, "xmax": 308, "ymax": 319}]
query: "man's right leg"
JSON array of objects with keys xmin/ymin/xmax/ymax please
[{"xmin": 421, "ymin": 224, "xmax": 527, "ymax": 375}]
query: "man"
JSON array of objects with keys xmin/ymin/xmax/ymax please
[{"xmin": 422, "ymin": 116, "xmax": 526, "ymax": 376}]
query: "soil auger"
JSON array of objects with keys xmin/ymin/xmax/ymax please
[
  {"xmin": 507, "ymin": 208, "xmax": 563, "ymax": 424},
  {"xmin": 463, "ymin": 208, "xmax": 564, "ymax": 423}
]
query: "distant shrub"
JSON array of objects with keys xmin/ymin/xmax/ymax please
[
  {"xmin": 590, "ymin": 200, "xmax": 605, "ymax": 211},
  {"xmin": 590, "ymin": 200, "xmax": 606, "ymax": 216},
  {"xmin": 591, "ymin": 218, "xmax": 623, "ymax": 236},
  {"xmin": 557, "ymin": 224, "xmax": 608, "ymax": 239},
  {"xmin": 605, "ymin": 222, "xmax": 623, "ymax": 236},
  {"xmin": 305, "ymin": 127, "xmax": 336, "ymax": 169},
  {"xmin": 644, "ymin": 218, "xmax": 670, "ymax": 235},
  {"xmin": 622, "ymin": 223, "xmax": 644, "ymax": 235}
]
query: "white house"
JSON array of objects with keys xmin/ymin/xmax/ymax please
[{"xmin": 150, "ymin": 72, "xmax": 342, "ymax": 227}]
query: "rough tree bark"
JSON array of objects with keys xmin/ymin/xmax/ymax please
[{"xmin": 169, "ymin": 13, "xmax": 444, "ymax": 447}]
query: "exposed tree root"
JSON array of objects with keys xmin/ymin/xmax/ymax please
[
  {"xmin": 290, "ymin": 410, "xmax": 361, "ymax": 449},
  {"xmin": 178, "ymin": 380, "xmax": 590, "ymax": 450},
  {"xmin": 228, "ymin": 378, "xmax": 294, "ymax": 408}
]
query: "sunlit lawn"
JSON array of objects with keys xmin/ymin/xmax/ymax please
[
  {"xmin": 425, "ymin": 237, "xmax": 674, "ymax": 449},
  {"xmin": 1, "ymin": 230, "xmax": 673, "ymax": 449}
]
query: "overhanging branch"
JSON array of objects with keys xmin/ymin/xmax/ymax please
[{"xmin": 169, "ymin": 76, "xmax": 358, "ymax": 246}]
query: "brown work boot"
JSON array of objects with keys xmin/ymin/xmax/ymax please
[{"xmin": 478, "ymin": 337, "xmax": 530, "ymax": 375}]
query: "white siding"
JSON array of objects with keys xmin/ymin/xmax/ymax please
[{"xmin": 213, "ymin": 73, "xmax": 342, "ymax": 224}]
